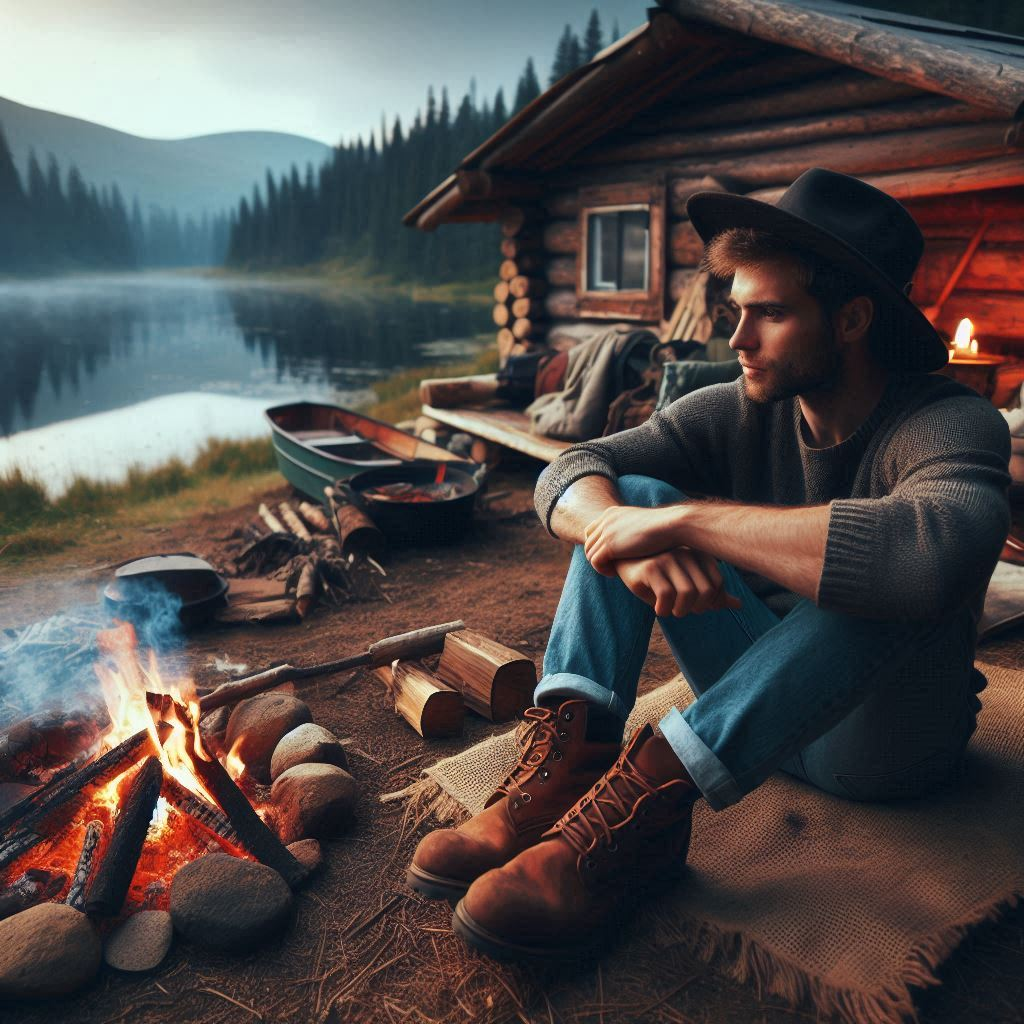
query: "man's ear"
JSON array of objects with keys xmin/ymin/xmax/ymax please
[{"xmin": 836, "ymin": 295, "xmax": 874, "ymax": 346}]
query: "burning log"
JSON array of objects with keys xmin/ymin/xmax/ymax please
[
  {"xmin": 0, "ymin": 723, "xmax": 168, "ymax": 837},
  {"xmin": 189, "ymin": 752, "xmax": 305, "ymax": 888},
  {"xmin": 0, "ymin": 709, "xmax": 104, "ymax": 784},
  {"xmin": 278, "ymin": 503, "xmax": 312, "ymax": 542},
  {"xmin": 65, "ymin": 820, "xmax": 103, "ymax": 911},
  {"xmin": 297, "ymin": 501, "xmax": 331, "ymax": 533},
  {"xmin": 198, "ymin": 620, "xmax": 465, "ymax": 713},
  {"xmin": 258, "ymin": 503, "xmax": 288, "ymax": 535},
  {"xmin": 161, "ymin": 775, "xmax": 239, "ymax": 846},
  {"xmin": 436, "ymin": 629, "xmax": 537, "ymax": 722},
  {"xmin": 0, "ymin": 868, "xmax": 66, "ymax": 922},
  {"xmin": 0, "ymin": 829, "xmax": 43, "ymax": 872},
  {"xmin": 85, "ymin": 756, "xmax": 164, "ymax": 917}
]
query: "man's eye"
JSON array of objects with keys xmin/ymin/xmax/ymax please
[{"xmin": 761, "ymin": 307, "xmax": 783, "ymax": 320}]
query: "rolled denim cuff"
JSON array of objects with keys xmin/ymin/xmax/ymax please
[
  {"xmin": 533, "ymin": 672, "xmax": 631, "ymax": 723},
  {"xmin": 658, "ymin": 706, "xmax": 743, "ymax": 811}
]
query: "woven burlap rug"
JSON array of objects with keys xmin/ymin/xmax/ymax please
[{"xmin": 386, "ymin": 662, "xmax": 1024, "ymax": 1023}]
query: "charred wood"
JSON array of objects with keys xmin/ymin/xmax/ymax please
[
  {"xmin": 0, "ymin": 868, "xmax": 66, "ymax": 922},
  {"xmin": 0, "ymin": 710, "xmax": 103, "ymax": 784},
  {"xmin": 161, "ymin": 775, "xmax": 239, "ymax": 845},
  {"xmin": 64, "ymin": 820, "xmax": 102, "ymax": 911}
]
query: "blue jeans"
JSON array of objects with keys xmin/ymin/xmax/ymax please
[{"xmin": 536, "ymin": 475, "xmax": 980, "ymax": 810}]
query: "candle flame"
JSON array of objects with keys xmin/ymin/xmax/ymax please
[{"xmin": 953, "ymin": 318, "xmax": 973, "ymax": 351}]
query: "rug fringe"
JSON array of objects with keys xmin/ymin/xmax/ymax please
[
  {"xmin": 656, "ymin": 889, "xmax": 1021, "ymax": 1024},
  {"xmin": 379, "ymin": 776, "xmax": 470, "ymax": 830}
]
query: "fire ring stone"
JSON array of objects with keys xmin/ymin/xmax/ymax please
[{"xmin": 169, "ymin": 854, "xmax": 293, "ymax": 952}]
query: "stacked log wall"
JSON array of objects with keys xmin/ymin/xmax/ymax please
[{"xmin": 492, "ymin": 47, "xmax": 1023, "ymax": 354}]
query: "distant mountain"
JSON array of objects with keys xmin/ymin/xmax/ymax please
[{"xmin": 0, "ymin": 95, "xmax": 332, "ymax": 221}]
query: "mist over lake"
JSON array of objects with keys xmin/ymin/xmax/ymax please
[{"xmin": 0, "ymin": 273, "xmax": 491, "ymax": 491}]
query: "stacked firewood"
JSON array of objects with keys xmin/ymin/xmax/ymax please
[
  {"xmin": 494, "ymin": 206, "xmax": 552, "ymax": 363},
  {"xmin": 225, "ymin": 493, "xmax": 388, "ymax": 623}
]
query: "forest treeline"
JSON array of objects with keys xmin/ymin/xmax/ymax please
[
  {"xmin": 224, "ymin": 10, "xmax": 615, "ymax": 282},
  {"xmin": 0, "ymin": 127, "xmax": 229, "ymax": 275}
]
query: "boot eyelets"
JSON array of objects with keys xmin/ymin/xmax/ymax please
[
  {"xmin": 552, "ymin": 750, "xmax": 563, "ymax": 761},
  {"xmin": 562, "ymin": 710, "xmax": 574, "ymax": 721},
  {"xmin": 512, "ymin": 801, "xmax": 520, "ymax": 809},
  {"xmin": 540, "ymin": 769, "xmax": 549, "ymax": 780},
  {"xmin": 607, "ymin": 842, "xmax": 618, "ymax": 852},
  {"xmin": 585, "ymin": 858, "xmax": 595, "ymax": 869},
  {"xmin": 521, "ymin": 792, "xmax": 532, "ymax": 803},
  {"xmin": 557, "ymin": 730, "xmax": 568, "ymax": 740}
]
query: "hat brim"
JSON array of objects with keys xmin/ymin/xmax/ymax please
[{"xmin": 686, "ymin": 190, "xmax": 949, "ymax": 373}]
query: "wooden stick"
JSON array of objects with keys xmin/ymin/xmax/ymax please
[
  {"xmin": 278, "ymin": 503, "xmax": 312, "ymax": 542},
  {"xmin": 922, "ymin": 216, "xmax": 993, "ymax": 321},
  {"xmin": 65, "ymin": 820, "xmax": 103, "ymax": 910},
  {"xmin": 258, "ymin": 503, "xmax": 287, "ymax": 534},
  {"xmin": 198, "ymin": 620, "xmax": 466, "ymax": 713},
  {"xmin": 190, "ymin": 753, "xmax": 305, "ymax": 888},
  {"xmin": 297, "ymin": 501, "xmax": 331, "ymax": 533},
  {"xmin": 85, "ymin": 756, "xmax": 163, "ymax": 916}
]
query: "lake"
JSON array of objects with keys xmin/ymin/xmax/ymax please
[{"xmin": 0, "ymin": 273, "xmax": 492, "ymax": 494}]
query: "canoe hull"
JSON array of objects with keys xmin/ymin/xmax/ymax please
[{"xmin": 265, "ymin": 401, "xmax": 472, "ymax": 502}]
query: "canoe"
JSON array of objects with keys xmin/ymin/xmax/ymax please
[{"xmin": 264, "ymin": 401, "xmax": 471, "ymax": 502}]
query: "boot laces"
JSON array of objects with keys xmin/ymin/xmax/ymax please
[
  {"xmin": 556, "ymin": 756, "xmax": 658, "ymax": 856},
  {"xmin": 493, "ymin": 706, "xmax": 559, "ymax": 798}
]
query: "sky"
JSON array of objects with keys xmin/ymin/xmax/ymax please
[{"xmin": 0, "ymin": 0, "xmax": 650, "ymax": 146}]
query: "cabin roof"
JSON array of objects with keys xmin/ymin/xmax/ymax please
[{"xmin": 404, "ymin": 0, "xmax": 1024, "ymax": 231}]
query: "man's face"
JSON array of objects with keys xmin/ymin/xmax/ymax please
[{"xmin": 727, "ymin": 261, "xmax": 840, "ymax": 404}]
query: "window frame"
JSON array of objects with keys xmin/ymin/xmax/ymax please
[{"xmin": 577, "ymin": 180, "xmax": 665, "ymax": 321}]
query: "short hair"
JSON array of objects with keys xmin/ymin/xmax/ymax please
[{"xmin": 703, "ymin": 228, "xmax": 892, "ymax": 363}]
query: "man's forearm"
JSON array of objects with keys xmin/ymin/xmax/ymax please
[
  {"xmin": 674, "ymin": 501, "xmax": 830, "ymax": 601},
  {"xmin": 549, "ymin": 476, "xmax": 622, "ymax": 545}
]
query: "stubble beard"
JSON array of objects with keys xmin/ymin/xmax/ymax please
[{"xmin": 742, "ymin": 336, "xmax": 843, "ymax": 405}]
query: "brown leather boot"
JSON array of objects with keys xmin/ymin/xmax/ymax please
[
  {"xmin": 406, "ymin": 700, "xmax": 621, "ymax": 902},
  {"xmin": 451, "ymin": 724, "xmax": 700, "ymax": 959}
]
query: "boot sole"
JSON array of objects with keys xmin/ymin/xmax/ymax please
[
  {"xmin": 451, "ymin": 900, "xmax": 602, "ymax": 962},
  {"xmin": 406, "ymin": 863, "xmax": 471, "ymax": 904}
]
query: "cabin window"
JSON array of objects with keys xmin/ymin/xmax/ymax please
[
  {"xmin": 587, "ymin": 207, "xmax": 650, "ymax": 292},
  {"xmin": 578, "ymin": 180, "xmax": 665, "ymax": 322}
]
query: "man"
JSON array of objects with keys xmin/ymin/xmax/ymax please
[{"xmin": 407, "ymin": 168, "xmax": 1011, "ymax": 960}]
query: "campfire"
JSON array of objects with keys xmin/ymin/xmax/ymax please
[{"xmin": 0, "ymin": 621, "xmax": 307, "ymax": 927}]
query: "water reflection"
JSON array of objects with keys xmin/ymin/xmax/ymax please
[{"xmin": 0, "ymin": 274, "xmax": 492, "ymax": 437}]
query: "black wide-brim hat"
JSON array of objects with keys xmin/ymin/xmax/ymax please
[{"xmin": 686, "ymin": 168, "xmax": 949, "ymax": 372}]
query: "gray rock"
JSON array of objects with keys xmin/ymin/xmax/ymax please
[
  {"xmin": 225, "ymin": 693, "xmax": 312, "ymax": 783},
  {"xmin": 287, "ymin": 838, "xmax": 323, "ymax": 877},
  {"xmin": 104, "ymin": 910, "xmax": 173, "ymax": 973},
  {"xmin": 170, "ymin": 854, "xmax": 292, "ymax": 952},
  {"xmin": 0, "ymin": 903, "xmax": 101, "ymax": 999},
  {"xmin": 270, "ymin": 723, "xmax": 348, "ymax": 782},
  {"xmin": 271, "ymin": 763, "xmax": 358, "ymax": 843}
]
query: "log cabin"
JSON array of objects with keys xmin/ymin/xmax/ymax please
[{"xmin": 405, "ymin": 0, "xmax": 1024, "ymax": 462}]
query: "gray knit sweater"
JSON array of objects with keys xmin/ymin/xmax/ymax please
[{"xmin": 535, "ymin": 374, "xmax": 1011, "ymax": 623}]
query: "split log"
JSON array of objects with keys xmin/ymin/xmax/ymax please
[
  {"xmin": 64, "ymin": 820, "xmax": 102, "ymax": 910},
  {"xmin": 670, "ymin": 221, "xmax": 706, "ymax": 267},
  {"xmin": 500, "ymin": 235, "xmax": 541, "ymax": 260},
  {"xmin": 374, "ymin": 660, "xmax": 463, "ymax": 738},
  {"xmin": 162, "ymin": 775, "xmax": 239, "ymax": 845},
  {"xmin": 85, "ymin": 756, "xmax": 163, "ymax": 916},
  {"xmin": 542, "ymin": 221, "xmax": 579, "ymax": 256},
  {"xmin": 0, "ymin": 710, "xmax": 103, "ymax": 784},
  {"xmin": 493, "ymin": 281, "xmax": 510, "ymax": 303},
  {"xmin": 1, "ymin": 868, "xmax": 67, "ymax": 922},
  {"xmin": 0, "ymin": 724, "xmax": 167, "ymax": 837},
  {"xmin": 258, "ymin": 503, "xmax": 287, "ymax": 535},
  {"xmin": 544, "ymin": 289, "xmax": 580, "ymax": 320},
  {"xmin": 592, "ymin": 97, "xmax": 996, "ymax": 166},
  {"xmin": 500, "ymin": 256, "xmax": 541, "ymax": 280},
  {"xmin": 509, "ymin": 275, "xmax": 547, "ymax": 300},
  {"xmin": 493, "ymin": 303, "xmax": 512, "ymax": 327},
  {"xmin": 190, "ymin": 751, "xmax": 305, "ymax": 888},
  {"xmin": 419, "ymin": 374, "xmax": 502, "ymax": 408},
  {"xmin": 216, "ymin": 598, "xmax": 297, "ymax": 625},
  {"xmin": 295, "ymin": 560, "xmax": 319, "ymax": 619},
  {"xmin": 545, "ymin": 257, "xmax": 577, "ymax": 288},
  {"xmin": 297, "ymin": 501, "xmax": 331, "ymax": 533},
  {"xmin": 324, "ymin": 485, "xmax": 386, "ymax": 560},
  {"xmin": 278, "ymin": 504, "xmax": 312, "ymax": 542},
  {"xmin": 512, "ymin": 318, "xmax": 540, "ymax": 341},
  {"xmin": 436, "ymin": 629, "xmax": 537, "ymax": 722},
  {"xmin": 511, "ymin": 297, "xmax": 545, "ymax": 320},
  {"xmin": 497, "ymin": 328, "xmax": 516, "ymax": 366}
]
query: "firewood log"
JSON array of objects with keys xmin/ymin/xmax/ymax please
[
  {"xmin": 278, "ymin": 503, "xmax": 312, "ymax": 541},
  {"xmin": 509, "ymin": 275, "xmax": 547, "ymax": 299},
  {"xmin": 493, "ymin": 302, "xmax": 512, "ymax": 327},
  {"xmin": 162, "ymin": 775, "xmax": 239, "ymax": 845},
  {"xmin": 419, "ymin": 374, "xmax": 502, "ymax": 408},
  {"xmin": 435, "ymin": 629, "xmax": 537, "ymax": 722},
  {"xmin": 258, "ymin": 503, "xmax": 287, "ymax": 534},
  {"xmin": 493, "ymin": 280, "xmax": 510, "ymax": 303},
  {"xmin": 85, "ymin": 756, "xmax": 163, "ymax": 916},
  {"xmin": 497, "ymin": 328, "xmax": 516, "ymax": 367},
  {"xmin": 1, "ymin": 868, "xmax": 67, "ymax": 921},
  {"xmin": 500, "ymin": 256, "xmax": 541, "ymax": 280},
  {"xmin": 324, "ymin": 485, "xmax": 386, "ymax": 560},
  {"xmin": 295, "ymin": 559, "xmax": 319, "ymax": 619},
  {"xmin": 542, "ymin": 220, "xmax": 579, "ymax": 256},
  {"xmin": 512, "ymin": 318, "xmax": 539, "ymax": 341},
  {"xmin": 511, "ymin": 297, "xmax": 545, "ymax": 320},
  {"xmin": 65, "ymin": 820, "xmax": 102, "ymax": 910},
  {"xmin": 0, "ymin": 710, "xmax": 103, "ymax": 783},
  {"xmin": 216, "ymin": 598, "xmax": 297, "ymax": 624},
  {"xmin": 297, "ymin": 501, "xmax": 331, "ymax": 533},
  {"xmin": 374, "ymin": 661, "xmax": 463, "ymax": 738}
]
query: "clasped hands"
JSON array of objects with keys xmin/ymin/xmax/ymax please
[{"xmin": 583, "ymin": 504, "xmax": 741, "ymax": 618}]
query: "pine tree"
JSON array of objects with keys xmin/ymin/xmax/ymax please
[
  {"xmin": 582, "ymin": 10, "xmax": 604, "ymax": 61},
  {"xmin": 0, "ymin": 125, "xmax": 29, "ymax": 272},
  {"xmin": 550, "ymin": 25, "xmax": 574, "ymax": 84},
  {"xmin": 514, "ymin": 57, "xmax": 541, "ymax": 111}
]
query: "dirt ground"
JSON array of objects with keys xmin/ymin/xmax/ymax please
[{"xmin": 2, "ymin": 459, "xmax": 1024, "ymax": 1024}]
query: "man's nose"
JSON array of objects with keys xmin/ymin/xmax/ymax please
[{"xmin": 729, "ymin": 314, "xmax": 757, "ymax": 351}]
